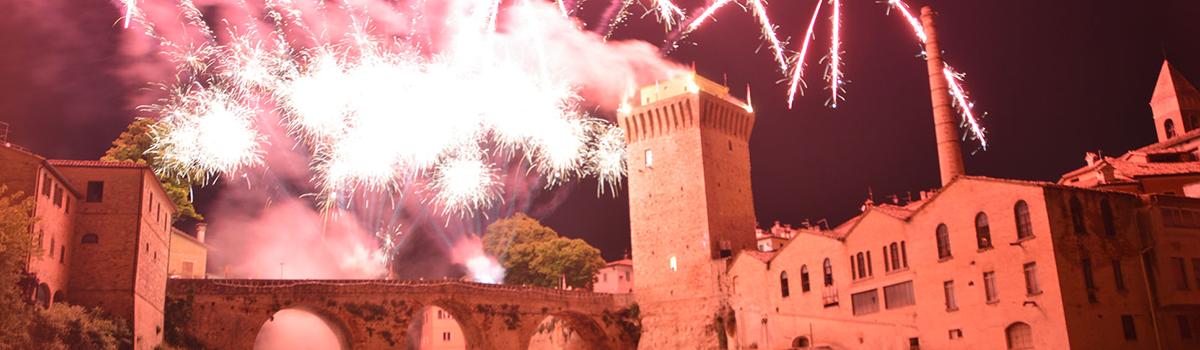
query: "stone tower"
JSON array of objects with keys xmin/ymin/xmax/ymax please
[
  {"xmin": 617, "ymin": 73, "xmax": 757, "ymax": 349},
  {"xmin": 1151, "ymin": 60, "xmax": 1200, "ymax": 142},
  {"xmin": 920, "ymin": 6, "xmax": 966, "ymax": 186}
]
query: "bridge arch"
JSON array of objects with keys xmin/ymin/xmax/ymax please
[
  {"xmin": 525, "ymin": 311, "xmax": 610, "ymax": 350},
  {"xmin": 253, "ymin": 307, "xmax": 350, "ymax": 350},
  {"xmin": 406, "ymin": 299, "xmax": 483, "ymax": 349}
]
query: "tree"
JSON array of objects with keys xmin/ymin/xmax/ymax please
[
  {"xmin": 28, "ymin": 303, "xmax": 131, "ymax": 350},
  {"xmin": 0, "ymin": 186, "xmax": 36, "ymax": 349},
  {"xmin": 102, "ymin": 118, "xmax": 201, "ymax": 221},
  {"xmin": 482, "ymin": 213, "xmax": 606, "ymax": 289}
]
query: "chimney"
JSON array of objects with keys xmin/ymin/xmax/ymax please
[
  {"xmin": 195, "ymin": 222, "xmax": 207, "ymax": 243},
  {"xmin": 921, "ymin": 6, "xmax": 966, "ymax": 186}
]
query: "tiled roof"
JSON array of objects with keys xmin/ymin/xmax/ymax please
[
  {"xmin": 742, "ymin": 250, "xmax": 777, "ymax": 263},
  {"xmin": 1060, "ymin": 157, "xmax": 1200, "ymax": 182},
  {"xmin": 870, "ymin": 204, "xmax": 915, "ymax": 220},
  {"xmin": 47, "ymin": 159, "xmax": 148, "ymax": 169},
  {"xmin": 606, "ymin": 259, "xmax": 632, "ymax": 267}
]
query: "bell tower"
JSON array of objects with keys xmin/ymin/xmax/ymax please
[
  {"xmin": 617, "ymin": 73, "xmax": 757, "ymax": 348},
  {"xmin": 1151, "ymin": 60, "xmax": 1200, "ymax": 142}
]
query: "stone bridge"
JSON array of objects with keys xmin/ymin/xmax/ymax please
[{"xmin": 165, "ymin": 279, "xmax": 639, "ymax": 349}]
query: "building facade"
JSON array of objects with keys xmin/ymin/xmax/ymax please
[
  {"xmin": 0, "ymin": 145, "xmax": 182, "ymax": 350},
  {"xmin": 593, "ymin": 258, "xmax": 633, "ymax": 294},
  {"xmin": 623, "ymin": 64, "xmax": 1200, "ymax": 349}
]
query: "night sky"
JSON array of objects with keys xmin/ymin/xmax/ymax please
[{"xmin": 3, "ymin": 0, "xmax": 1200, "ymax": 262}]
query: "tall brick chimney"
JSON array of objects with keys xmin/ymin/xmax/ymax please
[{"xmin": 921, "ymin": 6, "xmax": 966, "ymax": 186}]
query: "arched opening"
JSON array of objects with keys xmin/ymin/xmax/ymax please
[
  {"xmin": 1165, "ymin": 119, "xmax": 1177, "ymax": 139},
  {"xmin": 800, "ymin": 265, "xmax": 810, "ymax": 292},
  {"xmin": 35, "ymin": 283, "xmax": 50, "ymax": 309},
  {"xmin": 792, "ymin": 336, "xmax": 811, "ymax": 348},
  {"xmin": 1070, "ymin": 196, "xmax": 1086, "ymax": 235},
  {"xmin": 528, "ymin": 313, "xmax": 607, "ymax": 350},
  {"xmin": 407, "ymin": 305, "xmax": 468, "ymax": 350},
  {"xmin": 52, "ymin": 290, "xmax": 66, "ymax": 304},
  {"xmin": 1100, "ymin": 198, "xmax": 1116, "ymax": 236},
  {"xmin": 1005, "ymin": 322, "xmax": 1034, "ymax": 349},
  {"xmin": 936, "ymin": 224, "xmax": 952, "ymax": 259},
  {"xmin": 1014, "ymin": 201, "xmax": 1033, "ymax": 239},
  {"xmin": 975, "ymin": 212, "xmax": 992, "ymax": 249},
  {"xmin": 254, "ymin": 308, "xmax": 348, "ymax": 350}
]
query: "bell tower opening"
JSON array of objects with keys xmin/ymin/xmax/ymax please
[
  {"xmin": 1151, "ymin": 60, "xmax": 1200, "ymax": 142},
  {"xmin": 618, "ymin": 72, "xmax": 757, "ymax": 348}
]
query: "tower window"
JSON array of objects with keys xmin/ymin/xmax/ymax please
[
  {"xmin": 86, "ymin": 181, "xmax": 104, "ymax": 202},
  {"xmin": 1122, "ymin": 315, "xmax": 1137, "ymax": 340},
  {"xmin": 644, "ymin": 149, "xmax": 653, "ymax": 168},
  {"xmin": 669, "ymin": 256, "xmax": 677, "ymax": 272},
  {"xmin": 1165, "ymin": 119, "xmax": 1178, "ymax": 139},
  {"xmin": 81, "ymin": 234, "xmax": 98, "ymax": 244}
]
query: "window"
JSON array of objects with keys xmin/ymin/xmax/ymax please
[
  {"xmin": 800, "ymin": 265, "xmax": 811, "ymax": 292},
  {"xmin": 949, "ymin": 329, "xmax": 964, "ymax": 340},
  {"xmin": 780, "ymin": 271, "xmax": 790, "ymax": 297},
  {"xmin": 1006, "ymin": 322, "xmax": 1034, "ymax": 349},
  {"xmin": 1113, "ymin": 259, "xmax": 1127, "ymax": 291},
  {"xmin": 1193, "ymin": 258, "xmax": 1200, "ymax": 290},
  {"xmin": 644, "ymin": 149, "xmax": 653, "ymax": 168},
  {"xmin": 1179, "ymin": 316, "xmax": 1193, "ymax": 339},
  {"xmin": 669, "ymin": 256, "xmax": 677, "ymax": 272},
  {"xmin": 1101, "ymin": 198, "xmax": 1116, "ymax": 236},
  {"xmin": 52, "ymin": 185, "xmax": 63, "ymax": 207},
  {"xmin": 81, "ymin": 234, "xmax": 98, "ymax": 244},
  {"xmin": 884, "ymin": 281, "xmax": 915, "ymax": 309},
  {"xmin": 890, "ymin": 243, "xmax": 900, "ymax": 270},
  {"xmin": 984, "ymin": 271, "xmax": 999, "ymax": 303},
  {"xmin": 856, "ymin": 253, "xmax": 865, "ymax": 279},
  {"xmin": 1014, "ymin": 201, "xmax": 1033, "ymax": 239},
  {"xmin": 41, "ymin": 173, "xmax": 51, "ymax": 197},
  {"xmin": 49, "ymin": 237, "xmax": 55, "ymax": 258},
  {"xmin": 867, "ymin": 251, "xmax": 873, "ymax": 276},
  {"xmin": 86, "ymin": 181, "xmax": 104, "ymax": 202},
  {"xmin": 1024, "ymin": 262, "xmax": 1041, "ymax": 295},
  {"xmin": 59, "ymin": 247, "xmax": 64, "ymax": 264},
  {"xmin": 883, "ymin": 246, "xmax": 890, "ymax": 271},
  {"xmin": 1070, "ymin": 196, "xmax": 1086, "ymax": 235},
  {"xmin": 936, "ymin": 224, "xmax": 952, "ymax": 259},
  {"xmin": 181, "ymin": 261, "xmax": 194, "ymax": 276},
  {"xmin": 1122, "ymin": 315, "xmax": 1137, "ymax": 340},
  {"xmin": 442, "ymin": 331, "xmax": 451, "ymax": 341},
  {"xmin": 602, "ymin": 273, "xmax": 607, "ymax": 282},
  {"xmin": 1165, "ymin": 119, "xmax": 1177, "ymax": 139},
  {"xmin": 976, "ymin": 212, "xmax": 993, "ymax": 249},
  {"xmin": 1083, "ymin": 255, "xmax": 1098, "ymax": 303},
  {"xmin": 823, "ymin": 258, "xmax": 833, "ymax": 286},
  {"xmin": 1173, "ymin": 257, "xmax": 1190, "ymax": 290},
  {"xmin": 944, "ymin": 281, "xmax": 958, "ymax": 310},
  {"xmin": 851, "ymin": 289, "xmax": 880, "ymax": 315}
]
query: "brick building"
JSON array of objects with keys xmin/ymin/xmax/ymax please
[
  {"xmin": 619, "ymin": 61, "xmax": 1200, "ymax": 349},
  {"xmin": 0, "ymin": 144, "xmax": 183, "ymax": 349}
]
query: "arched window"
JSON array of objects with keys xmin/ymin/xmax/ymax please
[
  {"xmin": 780, "ymin": 271, "xmax": 790, "ymax": 297},
  {"xmin": 1100, "ymin": 198, "xmax": 1116, "ymax": 237},
  {"xmin": 936, "ymin": 224, "xmax": 952, "ymax": 259},
  {"xmin": 976, "ymin": 212, "xmax": 993, "ymax": 249},
  {"xmin": 1165, "ymin": 119, "xmax": 1177, "ymax": 139},
  {"xmin": 792, "ymin": 336, "xmax": 811, "ymax": 348},
  {"xmin": 1005, "ymin": 322, "xmax": 1034, "ymax": 349},
  {"xmin": 823, "ymin": 258, "xmax": 834, "ymax": 286},
  {"xmin": 800, "ymin": 265, "xmax": 811, "ymax": 292},
  {"xmin": 1014, "ymin": 201, "xmax": 1033, "ymax": 239},
  {"xmin": 52, "ymin": 290, "xmax": 66, "ymax": 304},
  {"xmin": 1070, "ymin": 196, "xmax": 1086, "ymax": 235},
  {"xmin": 35, "ymin": 283, "xmax": 50, "ymax": 309},
  {"xmin": 81, "ymin": 233, "xmax": 98, "ymax": 244}
]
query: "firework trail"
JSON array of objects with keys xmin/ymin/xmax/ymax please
[
  {"xmin": 682, "ymin": 0, "xmax": 734, "ymax": 36},
  {"xmin": 786, "ymin": 0, "xmax": 824, "ymax": 109},
  {"xmin": 749, "ymin": 0, "xmax": 788, "ymax": 74},
  {"xmin": 887, "ymin": 0, "xmax": 987, "ymax": 148},
  {"xmin": 597, "ymin": 0, "xmax": 636, "ymax": 38},
  {"xmin": 827, "ymin": 0, "xmax": 844, "ymax": 108}
]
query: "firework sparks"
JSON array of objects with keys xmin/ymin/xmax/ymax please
[
  {"xmin": 747, "ymin": 0, "xmax": 788, "ymax": 74},
  {"xmin": 654, "ymin": 0, "xmax": 686, "ymax": 29},
  {"xmin": 827, "ymin": 0, "xmax": 844, "ymax": 108},
  {"xmin": 429, "ymin": 150, "xmax": 501, "ymax": 217},
  {"xmin": 123, "ymin": 0, "xmax": 136, "ymax": 29},
  {"xmin": 786, "ymin": 0, "xmax": 824, "ymax": 109},
  {"xmin": 151, "ymin": 87, "xmax": 265, "ymax": 180},
  {"xmin": 684, "ymin": 0, "xmax": 735, "ymax": 34}
]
